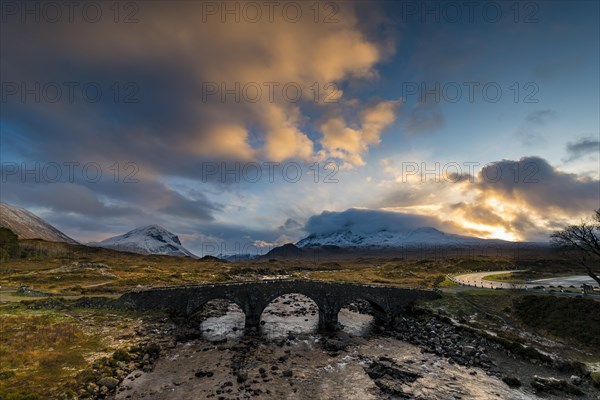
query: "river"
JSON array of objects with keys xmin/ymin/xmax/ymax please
[{"xmin": 114, "ymin": 294, "xmax": 567, "ymax": 399}]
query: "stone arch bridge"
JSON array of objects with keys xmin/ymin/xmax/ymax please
[{"xmin": 119, "ymin": 280, "xmax": 440, "ymax": 332}]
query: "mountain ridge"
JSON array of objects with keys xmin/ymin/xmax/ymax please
[{"xmin": 0, "ymin": 202, "xmax": 78, "ymax": 244}]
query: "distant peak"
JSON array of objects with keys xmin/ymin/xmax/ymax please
[{"xmin": 96, "ymin": 224, "xmax": 194, "ymax": 257}]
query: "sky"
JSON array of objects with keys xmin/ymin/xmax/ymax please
[{"xmin": 1, "ymin": 1, "xmax": 599, "ymax": 256}]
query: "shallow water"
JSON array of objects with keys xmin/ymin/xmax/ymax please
[
  {"xmin": 199, "ymin": 304, "xmax": 245, "ymax": 341},
  {"xmin": 116, "ymin": 295, "xmax": 544, "ymax": 399}
]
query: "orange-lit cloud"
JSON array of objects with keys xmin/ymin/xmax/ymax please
[
  {"xmin": 12, "ymin": 2, "xmax": 385, "ymax": 165},
  {"xmin": 186, "ymin": 124, "xmax": 256, "ymax": 160},
  {"xmin": 372, "ymin": 156, "xmax": 599, "ymax": 241},
  {"xmin": 319, "ymin": 100, "xmax": 399, "ymax": 166}
]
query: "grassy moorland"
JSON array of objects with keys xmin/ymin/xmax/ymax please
[
  {"xmin": 0, "ymin": 300, "xmax": 163, "ymax": 400},
  {"xmin": 0, "ymin": 239, "xmax": 587, "ymax": 294},
  {"xmin": 1, "ymin": 239, "xmax": 598, "ymax": 399}
]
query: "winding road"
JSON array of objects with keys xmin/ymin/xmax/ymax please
[{"xmin": 450, "ymin": 270, "xmax": 599, "ymax": 293}]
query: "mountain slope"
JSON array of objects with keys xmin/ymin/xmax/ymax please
[
  {"xmin": 92, "ymin": 225, "xmax": 197, "ymax": 257},
  {"xmin": 0, "ymin": 202, "xmax": 78, "ymax": 244},
  {"xmin": 263, "ymin": 243, "xmax": 304, "ymax": 259},
  {"xmin": 296, "ymin": 226, "xmax": 505, "ymax": 248}
]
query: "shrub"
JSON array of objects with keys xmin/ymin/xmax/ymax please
[
  {"xmin": 111, "ymin": 348, "xmax": 130, "ymax": 362},
  {"xmin": 0, "ymin": 227, "xmax": 19, "ymax": 260},
  {"xmin": 432, "ymin": 275, "xmax": 446, "ymax": 287},
  {"xmin": 513, "ymin": 295, "xmax": 600, "ymax": 351}
]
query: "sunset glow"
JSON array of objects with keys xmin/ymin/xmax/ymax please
[{"xmin": 1, "ymin": 1, "xmax": 598, "ymax": 253}]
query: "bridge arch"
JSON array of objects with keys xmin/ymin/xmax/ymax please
[
  {"xmin": 318, "ymin": 296, "xmax": 389, "ymax": 332},
  {"xmin": 243, "ymin": 288, "xmax": 328, "ymax": 331},
  {"xmin": 338, "ymin": 297, "xmax": 389, "ymax": 319},
  {"xmin": 185, "ymin": 293, "xmax": 247, "ymax": 318},
  {"xmin": 190, "ymin": 298, "xmax": 246, "ymax": 340},
  {"xmin": 337, "ymin": 298, "xmax": 389, "ymax": 333},
  {"xmin": 188, "ymin": 297, "xmax": 246, "ymax": 319},
  {"xmin": 260, "ymin": 290, "xmax": 326, "ymax": 314},
  {"xmin": 259, "ymin": 292, "xmax": 320, "ymax": 336}
]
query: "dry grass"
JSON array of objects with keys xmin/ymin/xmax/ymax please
[
  {"xmin": 1, "ymin": 239, "xmax": 586, "ymax": 295},
  {"xmin": 302, "ymin": 257, "xmax": 515, "ymax": 287},
  {"xmin": 0, "ymin": 311, "xmax": 97, "ymax": 398},
  {"xmin": 0, "ymin": 305, "xmax": 150, "ymax": 399},
  {"xmin": 0, "ymin": 240, "xmax": 232, "ymax": 294}
]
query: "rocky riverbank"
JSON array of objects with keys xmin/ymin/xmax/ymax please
[
  {"xmin": 388, "ymin": 313, "xmax": 595, "ymax": 398},
  {"xmin": 103, "ymin": 294, "xmax": 599, "ymax": 399}
]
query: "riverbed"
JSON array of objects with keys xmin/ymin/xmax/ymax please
[{"xmin": 114, "ymin": 294, "xmax": 594, "ymax": 399}]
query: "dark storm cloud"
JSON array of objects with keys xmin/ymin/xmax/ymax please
[
  {"xmin": 1, "ymin": 171, "xmax": 220, "ymax": 224},
  {"xmin": 1, "ymin": 181, "xmax": 137, "ymax": 218},
  {"xmin": 1, "ymin": 1, "xmax": 391, "ymax": 169},
  {"xmin": 474, "ymin": 156, "xmax": 598, "ymax": 213},
  {"xmin": 564, "ymin": 137, "xmax": 600, "ymax": 162},
  {"xmin": 303, "ymin": 208, "xmax": 440, "ymax": 235}
]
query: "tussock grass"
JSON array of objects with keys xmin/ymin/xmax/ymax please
[
  {"xmin": 0, "ymin": 305, "xmax": 150, "ymax": 399},
  {"xmin": 0, "ymin": 312, "xmax": 99, "ymax": 398}
]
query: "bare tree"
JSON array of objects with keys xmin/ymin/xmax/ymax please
[{"xmin": 550, "ymin": 209, "xmax": 600, "ymax": 286}]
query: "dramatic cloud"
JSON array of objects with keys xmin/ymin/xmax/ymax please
[
  {"xmin": 2, "ymin": 2, "xmax": 597, "ymax": 248},
  {"xmin": 319, "ymin": 100, "xmax": 399, "ymax": 166},
  {"xmin": 2, "ymin": 2, "xmax": 388, "ymax": 170},
  {"xmin": 449, "ymin": 156, "xmax": 600, "ymax": 240},
  {"xmin": 303, "ymin": 208, "xmax": 440, "ymax": 235},
  {"xmin": 473, "ymin": 156, "xmax": 598, "ymax": 213},
  {"xmin": 365, "ymin": 156, "xmax": 599, "ymax": 242},
  {"xmin": 1, "ymin": 1, "xmax": 397, "ymax": 243}
]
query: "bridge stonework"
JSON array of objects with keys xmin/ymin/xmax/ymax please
[{"xmin": 119, "ymin": 280, "xmax": 440, "ymax": 332}]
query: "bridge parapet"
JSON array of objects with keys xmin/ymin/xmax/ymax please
[{"xmin": 119, "ymin": 280, "xmax": 440, "ymax": 332}]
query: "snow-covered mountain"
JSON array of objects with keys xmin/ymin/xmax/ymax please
[
  {"xmin": 91, "ymin": 225, "xmax": 197, "ymax": 257},
  {"xmin": 296, "ymin": 227, "xmax": 504, "ymax": 248},
  {"xmin": 0, "ymin": 202, "xmax": 78, "ymax": 244}
]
